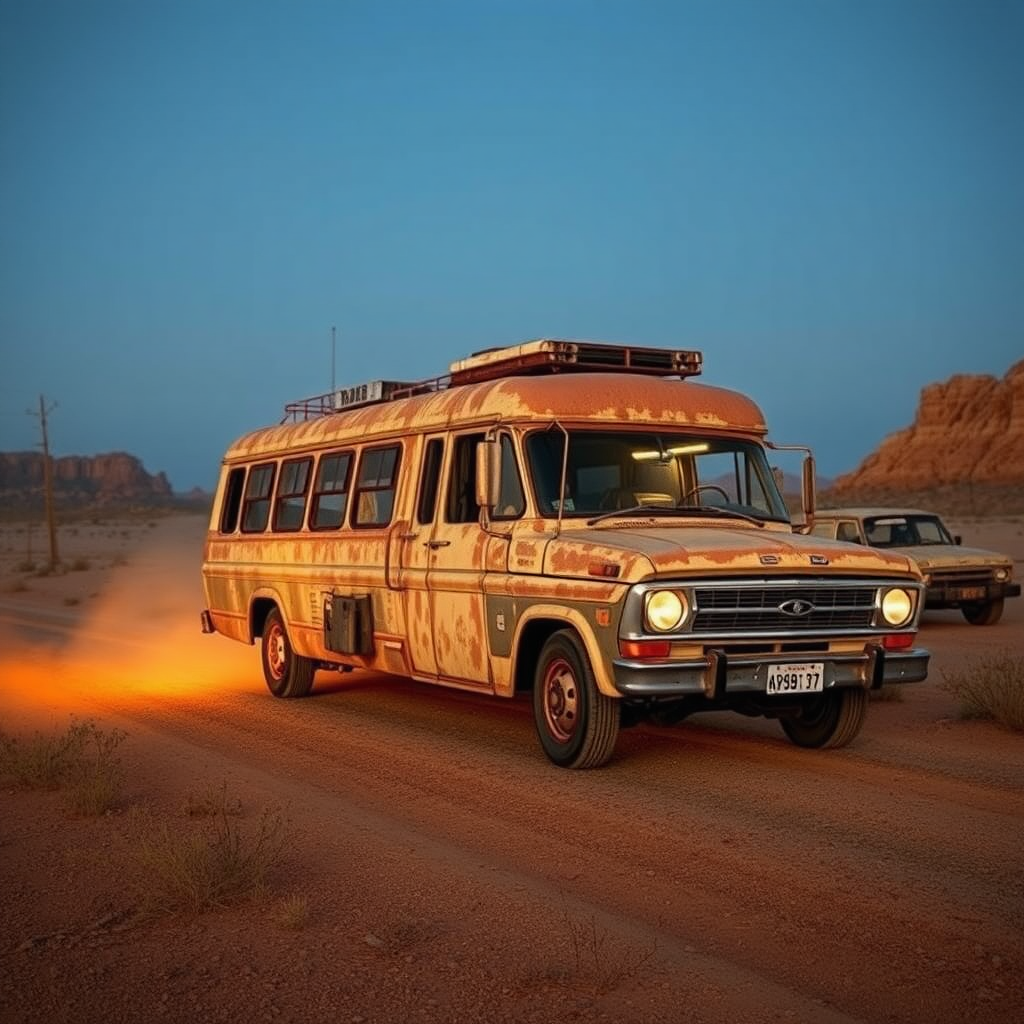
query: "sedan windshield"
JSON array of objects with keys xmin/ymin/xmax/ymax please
[
  {"xmin": 864, "ymin": 515, "xmax": 954, "ymax": 547},
  {"xmin": 524, "ymin": 428, "xmax": 789, "ymax": 522}
]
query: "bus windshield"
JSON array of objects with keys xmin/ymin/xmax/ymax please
[{"xmin": 524, "ymin": 429, "xmax": 790, "ymax": 522}]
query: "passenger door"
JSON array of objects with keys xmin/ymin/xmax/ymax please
[
  {"xmin": 424, "ymin": 431, "xmax": 493, "ymax": 687},
  {"xmin": 400, "ymin": 434, "xmax": 445, "ymax": 678}
]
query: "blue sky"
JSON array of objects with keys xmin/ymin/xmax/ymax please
[{"xmin": 1, "ymin": 0, "xmax": 1021, "ymax": 492}]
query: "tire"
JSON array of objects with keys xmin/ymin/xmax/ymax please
[
  {"xmin": 961, "ymin": 599, "xmax": 1003, "ymax": 626},
  {"xmin": 533, "ymin": 629, "xmax": 620, "ymax": 769},
  {"xmin": 260, "ymin": 607, "xmax": 315, "ymax": 698},
  {"xmin": 780, "ymin": 687, "xmax": 867, "ymax": 749}
]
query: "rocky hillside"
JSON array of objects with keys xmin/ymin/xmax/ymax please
[
  {"xmin": 825, "ymin": 358, "xmax": 1024, "ymax": 514},
  {"xmin": 0, "ymin": 451, "xmax": 173, "ymax": 513}
]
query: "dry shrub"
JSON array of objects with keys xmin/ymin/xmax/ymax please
[
  {"xmin": 0, "ymin": 719, "xmax": 126, "ymax": 814},
  {"xmin": 273, "ymin": 894, "xmax": 311, "ymax": 930},
  {"xmin": 561, "ymin": 912, "xmax": 658, "ymax": 994},
  {"xmin": 942, "ymin": 651, "xmax": 1024, "ymax": 731},
  {"xmin": 130, "ymin": 792, "xmax": 286, "ymax": 914},
  {"xmin": 185, "ymin": 781, "xmax": 243, "ymax": 818}
]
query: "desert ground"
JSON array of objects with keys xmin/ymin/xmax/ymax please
[{"xmin": 1, "ymin": 511, "xmax": 1022, "ymax": 1024}]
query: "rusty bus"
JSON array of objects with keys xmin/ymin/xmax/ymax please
[{"xmin": 200, "ymin": 339, "xmax": 929, "ymax": 768}]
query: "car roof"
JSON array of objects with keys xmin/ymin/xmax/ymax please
[{"xmin": 816, "ymin": 507, "xmax": 940, "ymax": 519}]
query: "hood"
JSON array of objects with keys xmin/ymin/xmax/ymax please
[
  {"xmin": 889, "ymin": 543, "xmax": 1014, "ymax": 573},
  {"xmin": 542, "ymin": 520, "xmax": 918, "ymax": 581}
]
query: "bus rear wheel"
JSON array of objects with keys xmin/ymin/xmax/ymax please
[
  {"xmin": 261, "ymin": 608, "xmax": 315, "ymax": 699},
  {"xmin": 533, "ymin": 630, "xmax": 619, "ymax": 769},
  {"xmin": 780, "ymin": 687, "xmax": 867, "ymax": 749}
]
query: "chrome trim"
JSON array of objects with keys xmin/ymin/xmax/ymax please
[{"xmin": 621, "ymin": 576, "xmax": 925, "ymax": 641}]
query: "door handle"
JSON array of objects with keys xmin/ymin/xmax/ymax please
[{"xmin": 425, "ymin": 539, "xmax": 451, "ymax": 549}]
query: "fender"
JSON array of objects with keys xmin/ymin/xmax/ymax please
[{"xmin": 509, "ymin": 603, "xmax": 619, "ymax": 698}]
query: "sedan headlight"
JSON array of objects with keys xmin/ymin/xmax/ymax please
[
  {"xmin": 880, "ymin": 587, "xmax": 914, "ymax": 628},
  {"xmin": 645, "ymin": 590, "xmax": 688, "ymax": 632}
]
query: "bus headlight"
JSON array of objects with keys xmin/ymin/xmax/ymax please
[
  {"xmin": 645, "ymin": 590, "xmax": 688, "ymax": 633},
  {"xmin": 880, "ymin": 587, "xmax": 914, "ymax": 628}
]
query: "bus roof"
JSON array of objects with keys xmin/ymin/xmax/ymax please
[{"xmin": 222, "ymin": 372, "xmax": 769, "ymax": 464}]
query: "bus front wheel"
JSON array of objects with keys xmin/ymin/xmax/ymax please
[
  {"xmin": 780, "ymin": 687, "xmax": 867, "ymax": 749},
  {"xmin": 261, "ymin": 608, "xmax": 315, "ymax": 699},
  {"xmin": 533, "ymin": 630, "xmax": 619, "ymax": 769}
]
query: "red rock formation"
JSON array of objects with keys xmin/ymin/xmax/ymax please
[
  {"xmin": 0, "ymin": 451, "xmax": 172, "ymax": 508},
  {"xmin": 831, "ymin": 359, "xmax": 1024, "ymax": 493},
  {"xmin": 822, "ymin": 359, "xmax": 1024, "ymax": 514}
]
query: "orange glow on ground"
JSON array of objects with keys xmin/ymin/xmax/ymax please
[{"xmin": 0, "ymin": 541, "xmax": 257, "ymax": 722}]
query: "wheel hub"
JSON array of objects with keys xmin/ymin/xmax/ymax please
[{"xmin": 544, "ymin": 659, "xmax": 578, "ymax": 742}]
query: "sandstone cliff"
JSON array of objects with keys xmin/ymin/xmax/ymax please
[
  {"xmin": 0, "ymin": 451, "xmax": 173, "ymax": 511},
  {"xmin": 826, "ymin": 358, "xmax": 1024, "ymax": 513}
]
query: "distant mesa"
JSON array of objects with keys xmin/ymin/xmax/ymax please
[
  {"xmin": 824, "ymin": 358, "xmax": 1024, "ymax": 514},
  {"xmin": 0, "ymin": 450, "xmax": 186, "ymax": 514}
]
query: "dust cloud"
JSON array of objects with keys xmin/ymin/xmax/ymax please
[{"xmin": 0, "ymin": 518, "xmax": 255, "ymax": 728}]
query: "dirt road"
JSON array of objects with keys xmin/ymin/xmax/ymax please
[{"xmin": 1, "ymin": 515, "xmax": 1022, "ymax": 1024}]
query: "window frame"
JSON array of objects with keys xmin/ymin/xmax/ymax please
[
  {"xmin": 309, "ymin": 450, "xmax": 354, "ymax": 531},
  {"xmin": 240, "ymin": 462, "xmax": 277, "ymax": 534},
  {"xmin": 272, "ymin": 456, "xmax": 313, "ymax": 532},
  {"xmin": 352, "ymin": 443, "xmax": 402, "ymax": 529}
]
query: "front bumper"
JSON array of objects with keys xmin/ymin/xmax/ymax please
[
  {"xmin": 612, "ymin": 644, "xmax": 930, "ymax": 700},
  {"xmin": 925, "ymin": 581, "xmax": 1021, "ymax": 608}
]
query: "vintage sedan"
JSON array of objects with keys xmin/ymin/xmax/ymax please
[{"xmin": 811, "ymin": 507, "xmax": 1020, "ymax": 625}]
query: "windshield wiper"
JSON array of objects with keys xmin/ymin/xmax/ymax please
[{"xmin": 586, "ymin": 504, "xmax": 766, "ymax": 528}]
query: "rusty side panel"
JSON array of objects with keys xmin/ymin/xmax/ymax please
[{"xmin": 203, "ymin": 533, "xmax": 406, "ymax": 670}]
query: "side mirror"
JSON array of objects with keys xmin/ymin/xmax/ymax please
[
  {"xmin": 954, "ymin": 534, "xmax": 962, "ymax": 546},
  {"xmin": 801, "ymin": 453, "xmax": 816, "ymax": 530},
  {"xmin": 475, "ymin": 439, "xmax": 500, "ymax": 513}
]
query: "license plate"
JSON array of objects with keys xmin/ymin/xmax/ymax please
[
  {"xmin": 954, "ymin": 586, "xmax": 986, "ymax": 601},
  {"xmin": 766, "ymin": 662, "xmax": 825, "ymax": 695}
]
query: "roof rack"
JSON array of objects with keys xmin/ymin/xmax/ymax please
[{"xmin": 281, "ymin": 339, "xmax": 702, "ymax": 423}]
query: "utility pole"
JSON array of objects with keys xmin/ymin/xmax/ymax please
[
  {"xmin": 28, "ymin": 395, "xmax": 59, "ymax": 571},
  {"xmin": 331, "ymin": 325, "xmax": 337, "ymax": 395}
]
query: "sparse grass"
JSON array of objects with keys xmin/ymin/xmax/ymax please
[
  {"xmin": 4, "ymin": 579, "xmax": 29, "ymax": 593},
  {"xmin": 0, "ymin": 719, "xmax": 126, "ymax": 814},
  {"xmin": 63, "ymin": 596, "xmax": 80, "ymax": 607},
  {"xmin": 130, "ymin": 793, "xmax": 287, "ymax": 914},
  {"xmin": 110, "ymin": 553, "xmax": 129, "ymax": 568},
  {"xmin": 273, "ymin": 894, "xmax": 310, "ymax": 930},
  {"xmin": 560, "ymin": 911, "xmax": 658, "ymax": 994},
  {"xmin": 69, "ymin": 556, "xmax": 91, "ymax": 571},
  {"xmin": 184, "ymin": 781, "xmax": 243, "ymax": 818},
  {"xmin": 16, "ymin": 559, "xmax": 35, "ymax": 573},
  {"xmin": 942, "ymin": 651, "xmax": 1024, "ymax": 731}
]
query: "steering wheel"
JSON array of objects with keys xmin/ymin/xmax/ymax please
[{"xmin": 682, "ymin": 483, "xmax": 730, "ymax": 504}]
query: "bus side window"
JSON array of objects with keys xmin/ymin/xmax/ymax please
[
  {"xmin": 417, "ymin": 438, "xmax": 444, "ymax": 525},
  {"xmin": 310, "ymin": 451, "xmax": 353, "ymax": 530},
  {"xmin": 220, "ymin": 467, "xmax": 246, "ymax": 533},
  {"xmin": 494, "ymin": 434, "xmax": 525, "ymax": 519},
  {"xmin": 273, "ymin": 457, "xmax": 312, "ymax": 532},
  {"xmin": 354, "ymin": 444, "xmax": 401, "ymax": 527},
  {"xmin": 241, "ymin": 463, "xmax": 276, "ymax": 533}
]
